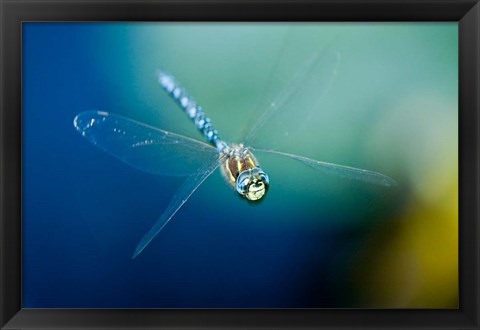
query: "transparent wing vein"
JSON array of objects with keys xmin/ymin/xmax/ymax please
[
  {"xmin": 132, "ymin": 155, "xmax": 223, "ymax": 259},
  {"xmin": 242, "ymin": 48, "xmax": 341, "ymax": 147},
  {"xmin": 74, "ymin": 111, "xmax": 217, "ymax": 176},
  {"xmin": 254, "ymin": 148, "xmax": 397, "ymax": 187}
]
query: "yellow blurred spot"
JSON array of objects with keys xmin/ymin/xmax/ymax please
[
  {"xmin": 356, "ymin": 89, "xmax": 458, "ymax": 308},
  {"xmin": 354, "ymin": 172, "xmax": 457, "ymax": 308}
]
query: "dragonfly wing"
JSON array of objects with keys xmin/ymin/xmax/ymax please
[
  {"xmin": 74, "ymin": 111, "xmax": 217, "ymax": 176},
  {"xmin": 254, "ymin": 148, "xmax": 397, "ymax": 187},
  {"xmin": 242, "ymin": 47, "xmax": 341, "ymax": 148},
  {"xmin": 132, "ymin": 155, "xmax": 223, "ymax": 259}
]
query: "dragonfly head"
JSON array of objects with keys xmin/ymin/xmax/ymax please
[{"xmin": 235, "ymin": 167, "xmax": 269, "ymax": 201}]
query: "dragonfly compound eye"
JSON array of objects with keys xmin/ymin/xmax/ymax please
[{"xmin": 235, "ymin": 167, "xmax": 270, "ymax": 201}]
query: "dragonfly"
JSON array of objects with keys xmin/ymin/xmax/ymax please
[{"xmin": 73, "ymin": 50, "xmax": 396, "ymax": 259}]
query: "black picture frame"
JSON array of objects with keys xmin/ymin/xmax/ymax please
[{"xmin": 1, "ymin": 0, "xmax": 478, "ymax": 329}]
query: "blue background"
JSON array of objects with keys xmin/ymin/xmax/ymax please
[{"xmin": 22, "ymin": 22, "xmax": 457, "ymax": 308}]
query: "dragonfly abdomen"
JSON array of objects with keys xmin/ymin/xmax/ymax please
[{"xmin": 157, "ymin": 70, "xmax": 225, "ymax": 151}]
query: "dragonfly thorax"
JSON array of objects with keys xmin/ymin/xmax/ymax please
[{"xmin": 220, "ymin": 144, "xmax": 269, "ymax": 201}]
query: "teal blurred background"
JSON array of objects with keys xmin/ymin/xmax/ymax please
[{"xmin": 23, "ymin": 22, "xmax": 457, "ymax": 308}]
